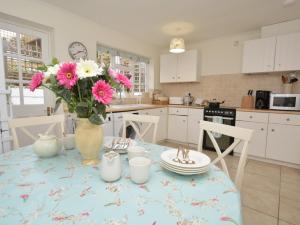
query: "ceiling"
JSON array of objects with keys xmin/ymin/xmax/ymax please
[{"xmin": 38, "ymin": 0, "xmax": 300, "ymax": 47}]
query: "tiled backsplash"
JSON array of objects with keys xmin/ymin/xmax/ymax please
[{"xmin": 161, "ymin": 73, "xmax": 300, "ymax": 107}]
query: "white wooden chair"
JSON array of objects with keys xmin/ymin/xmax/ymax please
[
  {"xmin": 8, "ymin": 114, "xmax": 65, "ymax": 149},
  {"xmin": 198, "ymin": 120, "xmax": 253, "ymax": 189},
  {"xmin": 122, "ymin": 113, "xmax": 159, "ymax": 143}
]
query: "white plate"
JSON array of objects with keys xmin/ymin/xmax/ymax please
[
  {"xmin": 161, "ymin": 149, "xmax": 211, "ymax": 169},
  {"xmin": 160, "ymin": 163, "xmax": 209, "ymax": 175},
  {"xmin": 160, "ymin": 161, "xmax": 209, "ymax": 172}
]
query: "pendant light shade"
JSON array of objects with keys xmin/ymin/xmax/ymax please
[{"xmin": 169, "ymin": 38, "xmax": 185, "ymax": 53}]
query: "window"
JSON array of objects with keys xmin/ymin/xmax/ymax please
[
  {"xmin": 0, "ymin": 23, "xmax": 49, "ymax": 105},
  {"xmin": 97, "ymin": 44, "xmax": 149, "ymax": 95}
]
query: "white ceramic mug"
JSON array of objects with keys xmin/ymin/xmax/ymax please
[
  {"xmin": 127, "ymin": 146, "xmax": 150, "ymax": 160},
  {"xmin": 129, "ymin": 156, "xmax": 151, "ymax": 184},
  {"xmin": 63, "ymin": 134, "xmax": 75, "ymax": 150}
]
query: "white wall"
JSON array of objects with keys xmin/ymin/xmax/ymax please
[
  {"xmin": 0, "ymin": 0, "xmax": 160, "ymax": 89},
  {"xmin": 188, "ymin": 30, "xmax": 260, "ymax": 76}
]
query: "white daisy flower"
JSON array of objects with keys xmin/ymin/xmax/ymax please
[
  {"xmin": 76, "ymin": 59, "xmax": 100, "ymax": 79},
  {"xmin": 44, "ymin": 64, "xmax": 60, "ymax": 78}
]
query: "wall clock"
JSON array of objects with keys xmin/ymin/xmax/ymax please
[{"xmin": 68, "ymin": 41, "xmax": 88, "ymax": 60}]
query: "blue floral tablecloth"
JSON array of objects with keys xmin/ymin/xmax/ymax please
[{"xmin": 0, "ymin": 137, "xmax": 242, "ymax": 225}]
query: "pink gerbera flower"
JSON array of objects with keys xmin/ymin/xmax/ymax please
[
  {"xmin": 29, "ymin": 72, "xmax": 44, "ymax": 91},
  {"xmin": 116, "ymin": 73, "xmax": 132, "ymax": 89},
  {"xmin": 108, "ymin": 68, "xmax": 117, "ymax": 77},
  {"xmin": 92, "ymin": 80, "xmax": 113, "ymax": 105},
  {"xmin": 57, "ymin": 62, "xmax": 78, "ymax": 89}
]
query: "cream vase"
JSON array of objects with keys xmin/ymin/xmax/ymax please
[{"xmin": 75, "ymin": 118, "xmax": 103, "ymax": 165}]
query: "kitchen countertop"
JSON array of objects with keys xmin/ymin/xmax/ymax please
[
  {"xmin": 106, "ymin": 104, "xmax": 166, "ymax": 113},
  {"xmin": 236, "ymin": 107, "xmax": 300, "ymax": 115},
  {"xmin": 106, "ymin": 104, "xmax": 300, "ymax": 115}
]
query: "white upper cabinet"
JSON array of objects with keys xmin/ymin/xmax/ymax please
[
  {"xmin": 242, "ymin": 37, "xmax": 276, "ymax": 73},
  {"xmin": 274, "ymin": 32, "xmax": 300, "ymax": 71},
  {"xmin": 242, "ymin": 32, "xmax": 300, "ymax": 73},
  {"xmin": 160, "ymin": 54, "xmax": 177, "ymax": 83},
  {"xmin": 177, "ymin": 50, "xmax": 198, "ymax": 82},
  {"xmin": 160, "ymin": 50, "xmax": 198, "ymax": 83}
]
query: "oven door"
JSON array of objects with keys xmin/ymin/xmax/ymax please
[{"xmin": 203, "ymin": 115, "xmax": 235, "ymax": 152}]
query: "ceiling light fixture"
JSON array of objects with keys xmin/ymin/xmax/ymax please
[
  {"xmin": 169, "ymin": 38, "xmax": 185, "ymax": 53},
  {"xmin": 282, "ymin": 0, "xmax": 296, "ymax": 7}
]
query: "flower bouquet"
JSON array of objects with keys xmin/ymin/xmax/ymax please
[{"xmin": 29, "ymin": 58, "xmax": 132, "ymax": 165}]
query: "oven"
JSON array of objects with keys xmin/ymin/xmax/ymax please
[{"xmin": 203, "ymin": 107, "xmax": 236, "ymax": 152}]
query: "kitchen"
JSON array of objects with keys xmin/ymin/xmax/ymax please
[{"xmin": 0, "ymin": 1, "xmax": 300, "ymax": 225}]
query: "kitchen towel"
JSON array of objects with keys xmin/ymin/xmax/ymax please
[{"xmin": 212, "ymin": 116, "xmax": 223, "ymax": 138}]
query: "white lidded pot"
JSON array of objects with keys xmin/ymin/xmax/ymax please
[
  {"xmin": 101, "ymin": 151, "xmax": 121, "ymax": 182},
  {"xmin": 33, "ymin": 134, "xmax": 60, "ymax": 158}
]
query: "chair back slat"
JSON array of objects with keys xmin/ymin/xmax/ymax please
[
  {"xmin": 122, "ymin": 113, "xmax": 159, "ymax": 143},
  {"xmin": 19, "ymin": 127, "xmax": 38, "ymax": 142},
  {"xmin": 198, "ymin": 120, "xmax": 253, "ymax": 189},
  {"xmin": 206, "ymin": 130, "xmax": 229, "ymax": 176},
  {"xmin": 8, "ymin": 114, "xmax": 65, "ymax": 149}
]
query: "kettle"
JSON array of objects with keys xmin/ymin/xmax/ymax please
[
  {"xmin": 100, "ymin": 151, "xmax": 121, "ymax": 182},
  {"xmin": 183, "ymin": 93, "xmax": 194, "ymax": 105}
]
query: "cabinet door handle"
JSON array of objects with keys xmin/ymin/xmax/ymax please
[
  {"xmin": 260, "ymin": 128, "xmax": 264, "ymax": 131},
  {"xmin": 183, "ymin": 120, "xmax": 186, "ymax": 122},
  {"xmin": 177, "ymin": 75, "xmax": 181, "ymax": 79},
  {"xmin": 172, "ymin": 76, "xmax": 175, "ymax": 79},
  {"xmin": 286, "ymin": 118, "xmax": 290, "ymax": 121},
  {"xmin": 271, "ymin": 129, "xmax": 275, "ymax": 132},
  {"xmin": 197, "ymin": 121, "xmax": 200, "ymax": 124},
  {"xmin": 249, "ymin": 115, "xmax": 253, "ymax": 119}
]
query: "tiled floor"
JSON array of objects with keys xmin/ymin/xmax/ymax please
[{"xmin": 159, "ymin": 141, "xmax": 300, "ymax": 225}]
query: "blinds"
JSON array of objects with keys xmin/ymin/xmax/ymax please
[{"xmin": 97, "ymin": 44, "xmax": 150, "ymax": 64}]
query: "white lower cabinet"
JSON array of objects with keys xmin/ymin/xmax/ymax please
[
  {"xmin": 168, "ymin": 115, "xmax": 187, "ymax": 142},
  {"xmin": 187, "ymin": 108, "xmax": 204, "ymax": 144},
  {"xmin": 235, "ymin": 121, "xmax": 267, "ymax": 158},
  {"xmin": 266, "ymin": 123, "xmax": 300, "ymax": 164},
  {"xmin": 156, "ymin": 109, "xmax": 168, "ymax": 141}
]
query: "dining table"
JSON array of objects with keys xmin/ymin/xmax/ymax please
[{"xmin": 0, "ymin": 137, "xmax": 242, "ymax": 225}]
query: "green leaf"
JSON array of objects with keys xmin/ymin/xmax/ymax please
[
  {"xmin": 75, "ymin": 101, "xmax": 89, "ymax": 118},
  {"xmin": 37, "ymin": 64, "xmax": 48, "ymax": 72},
  {"xmin": 54, "ymin": 98, "xmax": 62, "ymax": 112},
  {"xmin": 92, "ymin": 107, "xmax": 98, "ymax": 114},
  {"xmin": 95, "ymin": 104, "xmax": 105, "ymax": 114},
  {"xmin": 51, "ymin": 57, "xmax": 59, "ymax": 65},
  {"xmin": 50, "ymin": 74, "xmax": 58, "ymax": 85},
  {"xmin": 88, "ymin": 113, "xmax": 103, "ymax": 125}
]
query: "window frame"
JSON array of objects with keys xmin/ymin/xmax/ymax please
[
  {"xmin": 97, "ymin": 45, "xmax": 150, "ymax": 96},
  {"xmin": 0, "ymin": 19, "xmax": 52, "ymax": 117}
]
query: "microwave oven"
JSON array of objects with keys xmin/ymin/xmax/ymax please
[{"xmin": 269, "ymin": 94, "xmax": 300, "ymax": 111}]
